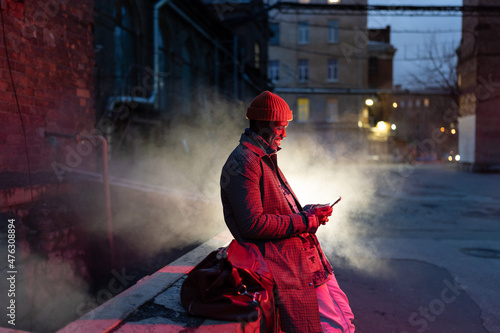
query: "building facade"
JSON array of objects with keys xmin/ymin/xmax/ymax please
[
  {"xmin": 266, "ymin": 0, "xmax": 395, "ymax": 159},
  {"xmin": 95, "ymin": 0, "xmax": 271, "ymax": 158},
  {"xmin": 457, "ymin": 0, "xmax": 500, "ymax": 171}
]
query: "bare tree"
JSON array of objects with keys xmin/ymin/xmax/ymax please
[{"xmin": 408, "ymin": 35, "xmax": 460, "ymax": 105}]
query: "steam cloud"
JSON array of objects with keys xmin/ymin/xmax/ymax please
[{"xmin": 7, "ymin": 88, "xmax": 400, "ymax": 331}]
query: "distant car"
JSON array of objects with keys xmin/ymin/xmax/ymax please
[{"xmin": 445, "ymin": 151, "xmax": 460, "ymax": 162}]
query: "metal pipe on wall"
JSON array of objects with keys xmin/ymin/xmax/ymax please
[{"xmin": 44, "ymin": 130, "xmax": 115, "ymax": 267}]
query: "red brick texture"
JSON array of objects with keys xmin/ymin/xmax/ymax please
[{"xmin": 0, "ymin": 0, "xmax": 95, "ymax": 175}]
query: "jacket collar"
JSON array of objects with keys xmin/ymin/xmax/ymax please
[{"xmin": 240, "ymin": 128, "xmax": 280, "ymax": 157}]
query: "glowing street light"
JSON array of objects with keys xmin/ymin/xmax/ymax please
[
  {"xmin": 451, "ymin": 129, "xmax": 456, "ymax": 135},
  {"xmin": 392, "ymin": 102, "xmax": 398, "ymax": 108},
  {"xmin": 365, "ymin": 98, "xmax": 374, "ymax": 106},
  {"xmin": 376, "ymin": 121, "xmax": 388, "ymax": 131},
  {"xmin": 391, "ymin": 124, "xmax": 396, "ymax": 130}
]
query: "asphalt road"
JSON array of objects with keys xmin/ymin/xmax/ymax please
[{"xmin": 317, "ymin": 164, "xmax": 500, "ymax": 333}]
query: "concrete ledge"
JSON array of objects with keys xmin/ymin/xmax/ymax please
[{"xmin": 57, "ymin": 230, "xmax": 233, "ymax": 333}]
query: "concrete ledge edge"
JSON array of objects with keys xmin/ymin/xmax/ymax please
[{"xmin": 57, "ymin": 230, "xmax": 233, "ymax": 333}]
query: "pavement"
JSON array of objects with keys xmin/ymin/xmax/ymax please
[{"xmin": 52, "ymin": 163, "xmax": 500, "ymax": 333}]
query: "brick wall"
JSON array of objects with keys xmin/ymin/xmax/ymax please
[
  {"xmin": 0, "ymin": 0, "xmax": 95, "ymax": 183},
  {"xmin": 0, "ymin": 1, "xmax": 96, "ymax": 329}
]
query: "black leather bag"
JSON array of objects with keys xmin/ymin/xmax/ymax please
[{"xmin": 180, "ymin": 239, "xmax": 275, "ymax": 332}]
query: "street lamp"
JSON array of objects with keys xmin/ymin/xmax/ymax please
[
  {"xmin": 376, "ymin": 121, "xmax": 388, "ymax": 132},
  {"xmin": 365, "ymin": 98, "xmax": 374, "ymax": 106}
]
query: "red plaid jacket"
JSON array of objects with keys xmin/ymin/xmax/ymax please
[{"xmin": 220, "ymin": 129, "xmax": 333, "ymax": 333}]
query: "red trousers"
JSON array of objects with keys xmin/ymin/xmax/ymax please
[{"xmin": 316, "ymin": 275, "xmax": 355, "ymax": 333}]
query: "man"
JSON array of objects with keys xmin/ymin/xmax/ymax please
[{"xmin": 220, "ymin": 91, "xmax": 355, "ymax": 332}]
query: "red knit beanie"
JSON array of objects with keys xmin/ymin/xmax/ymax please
[{"xmin": 246, "ymin": 91, "xmax": 293, "ymax": 121}]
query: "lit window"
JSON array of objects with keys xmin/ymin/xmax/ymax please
[
  {"xmin": 424, "ymin": 98, "xmax": 430, "ymax": 107},
  {"xmin": 298, "ymin": 22, "xmax": 309, "ymax": 45},
  {"xmin": 298, "ymin": 98, "xmax": 309, "ymax": 122},
  {"xmin": 327, "ymin": 98, "xmax": 338, "ymax": 122},
  {"xmin": 299, "ymin": 0, "xmax": 310, "ymax": 3},
  {"xmin": 268, "ymin": 60, "xmax": 280, "ymax": 83},
  {"xmin": 298, "ymin": 59, "xmax": 309, "ymax": 82},
  {"xmin": 327, "ymin": 59, "xmax": 338, "ymax": 82},
  {"xmin": 328, "ymin": 20, "xmax": 339, "ymax": 43}
]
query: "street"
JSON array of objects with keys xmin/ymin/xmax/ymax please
[
  {"xmin": 52, "ymin": 162, "xmax": 500, "ymax": 333},
  {"xmin": 315, "ymin": 163, "xmax": 500, "ymax": 333}
]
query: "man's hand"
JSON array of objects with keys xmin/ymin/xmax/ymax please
[
  {"xmin": 311, "ymin": 204, "xmax": 333, "ymax": 225},
  {"xmin": 303, "ymin": 204, "xmax": 333, "ymax": 233}
]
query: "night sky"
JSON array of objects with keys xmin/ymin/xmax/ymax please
[{"xmin": 368, "ymin": 0, "xmax": 462, "ymax": 89}]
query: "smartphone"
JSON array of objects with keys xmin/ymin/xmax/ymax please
[{"xmin": 330, "ymin": 196, "xmax": 341, "ymax": 207}]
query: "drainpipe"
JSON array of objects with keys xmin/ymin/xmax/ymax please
[
  {"xmin": 44, "ymin": 130, "xmax": 114, "ymax": 267},
  {"xmin": 102, "ymin": 0, "xmax": 173, "ymax": 133}
]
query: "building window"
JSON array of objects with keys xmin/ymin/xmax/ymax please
[
  {"xmin": 270, "ymin": 23, "xmax": 280, "ymax": 45},
  {"xmin": 299, "ymin": 0, "xmax": 310, "ymax": 3},
  {"xmin": 298, "ymin": 59, "xmax": 309, "ymax": 82},
  {"xmin": 400, "ymin": 100, "xmax": 405, "ymax": 108},
  {"xmin": 369, "ymin": 57, "xmax": 378, "ymax": 76},
  {"xmin": 268, "ymin": 60, "xmax": 280, "ymax": 82},
  {"xmin": 327, "ymin": 59, "xmax": 338, "ymax": 82},
  {"xmin": 328, "ymin": 20, "xmax": 339, "ymax": 43},
  {"xmin": 424, "ymin": 98, "xmax": 430, "ymax": 107},
  {"xmin": 298, "ymin": 22, "xmax": 309, "ymax": 45},
  {"xmin": 408, "ymin": 100, "xmax": 413, "ymax": 108},
  {"xmin": 254, "ymin": 43, "xmax": 260, "ymax": 69},
  {"xmin": 114, "ymin": 0, "xmax": 137, "ymax": 93},
  {"xmin": 297, "ymin": 98, "xmax": 309, "ymax": 122},
  {"xmin": 415, "ymin": 99, "xmax": 421, "ymax": 108},
  {"xmin": 327, "ymin": 98, "xmax": 338, "ymax": 122}
]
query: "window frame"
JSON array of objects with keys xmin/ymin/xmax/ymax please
[
  {"xmin": 298, "ymin": 59, "xmax": 309, "ymax": 82},
  {"xmin": 269, "ymin": 23, "xmax": 280, "ymax": 45},
  {"xmin": 328, "ymin": 20, "xmax": 339, "ymax": 44},
  {"xmin": 268, "ymin": 60, "xmax": 280, "ymax": 83},
  {"xmin": 297, "ymin": 97, "xmax": 310, "ymax": 123},
  {"xmin": 327, "ymin": 58, "xmax": 339, "ymax": 82},
  {"xmin": 298, "ymin": 21, "xmax": 309, "ymax": 45},
  {"xmin": 326, "ymin": 97, "xmax": 339, "ymax": 122}
]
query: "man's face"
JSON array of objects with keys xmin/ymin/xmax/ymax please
[{"xmin": 260, "ymin": 121, "xmax": 289, "ymax": 150}]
